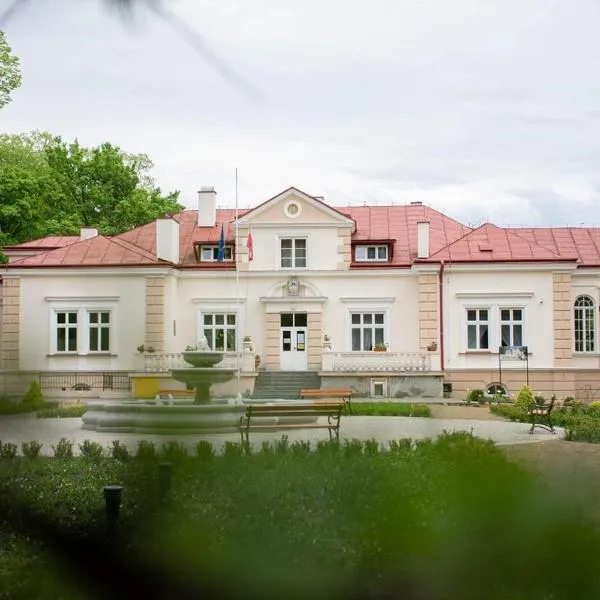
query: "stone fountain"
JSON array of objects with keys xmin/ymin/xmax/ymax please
[
  {"xmin": 171, "ymin": 339, "xmax": 236, "ymax": 404},
  {"xmin": 81, "ymin": 338, "xmax": 246, "ymax": 433}
]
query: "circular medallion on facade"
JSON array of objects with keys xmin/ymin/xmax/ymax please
[{"xmin": 284, "ymin": 200, "xmax": 302, "ymax": 218}]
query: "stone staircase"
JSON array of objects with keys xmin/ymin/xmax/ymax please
[{"xmin": 251, "ymin": 370, "xmax": 321, "ymax": 400}]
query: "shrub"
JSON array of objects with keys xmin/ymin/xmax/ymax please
[
  {"xmin": 388, "ymin": 438, "xmax": 413, "ymax": 452},
  {"xmin": 110, "ymin": 440, "xmax": 130, "ymax": 460},
  {"xmin": 194, "ymin": 440, "xmax": 215, "ymax": 459},
  {"xmin": 21, "ymin": 440, "xmax": 43, "ymax": 458},
  {"xmin": 0, "ymin": 441, "xmax": 18, "ymax": 458},
  {"xmin": 564, "ymin": 417, "xmax": 600, "ymax": 443},
  {"xmin": 275, "ymin": 435, "xmax": 289, "ymax": 454},
  {"xmin": 37, "ymin": 405, "xmax": 88, "ymax": 418},
  {"xmin": 364, "ymin": 438, "xmax": 381, "ymax": 455},
  {"xmin": 290, "ymin": 440, "xmax": 311, "ymax": 455},
  {"xmin": 79, "ymin": 440, "xmax": 104, "ymax": 459},
  {"xmin": 343, "ymin": 439, "xmax": 364, "ymax": 456},
  {"xmin": 490, "ymin": 405, "xmax": 525, "ymax": 421},
  {"xmin": 160, "ymin": 441, "xmax": 189, "ymax": 462},
  {"xmin": 534, "ymin": 395, "xmax": 546, "ymax": 406},
  {"xmin": 0, "ymin": 399, "xmax": 57, "ymax": 415},
  {"xmin": 52, "ymin": 438, "xmax": 73, "ymax": 458},
  {"xmin": 135, "ymin": 440, "xmax": 157, "ymax": 460},
  {"xmin": 467, "ymin": 389, "xmax": 485, "ymax": 404},
  {"xmin": 259, "ymin": 441, "xmax": 274, "ymax": 455},
  {"xmin": 21, "ymin": 380, "xmax": 44, "ymax": 404},
  {"xmin": 223, "ymin": 441, "xmax": 244, "ymax": 457},
  {"xmin": 515, "ymin": 385, "xmax": 536, "ymax": 416}
]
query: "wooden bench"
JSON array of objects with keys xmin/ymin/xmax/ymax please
[
  {"xmin": 528, "ymin": 395, "xmax": 556, "ymax": 434},
  {"xmin": 239, "ymin": 401, "xmax": 344, "ymax": 446},
  {"xmin": 299, "ymin": 388, "xmax": 352, "ymax": 412}
]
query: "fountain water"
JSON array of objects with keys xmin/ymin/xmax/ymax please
[{"xmin": 81, "ymin": 338, "xmax": 246, "ymax": 433}]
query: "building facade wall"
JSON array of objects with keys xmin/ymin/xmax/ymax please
[
  {"xmin": 418, "ymin": 272, "xmax": 439, "ymax": 351},
  {"xmin": 18, "ymin": 273, "xmax": 147, "ymax": 372},
  {"xmin": 553, "ymin": 272, "xmax": 573, "ymax": 367},
  {"xmin": 444, "ymin": 268, "xmax": 555, "ymax": 371}
]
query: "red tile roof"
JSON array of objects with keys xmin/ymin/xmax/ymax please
[
  {"xmin": 4, "ymin": 192, "xmax": 600, "ymax": 269},
  {"xmin": 341, "ymin": 205, "xmax": 471, "ymax": 266},
  {"xmin": 421, "ymin": 223, "xmax": 579, "ymax": 263},
  {"xmin": 7, "ymin": 236, "xmax": 80, "ymax": 249},
  {"xmin": 506, "ymin": 228, "xmax": 600, "ymax": 267},
  {"xmin": 7, "ymin": 235, "xmax": 161, "ymax": 267}
]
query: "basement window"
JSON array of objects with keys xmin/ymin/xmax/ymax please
[{"xmin": 371, "ymin": 379, "xmax": 387, "ymax": 398}]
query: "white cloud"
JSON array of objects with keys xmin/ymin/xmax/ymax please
[{"xmin": 1, "ymin": 0, "xmax": 599, "ymax": 227}]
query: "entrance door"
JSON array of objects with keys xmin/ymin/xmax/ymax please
[{"xmin": 280, "ymin": 312, "xmax": 308, "ymax": 371}]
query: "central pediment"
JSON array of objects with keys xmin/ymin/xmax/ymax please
[{"xmin": 236, "ymin": 187, "xmax": 355, "ymax": 229}]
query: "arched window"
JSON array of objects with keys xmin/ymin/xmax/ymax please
[
  {"xmin": 574, "ymin": 295, "xmax": 595, "ymax": 352},
  {"xmin": 487, "ymin": 383, "xmax": 508, "ymax": 396}
]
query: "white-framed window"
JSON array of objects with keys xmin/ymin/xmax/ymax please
[
  {"xmin": 200, "ymin": 245, "xmax": 233, "ymax": 262},
  {"xmin": 88, "ymin": 311, "xmax": 111, "ymax": 352},
  {"xmin": 355, "ymin": 245, "xmax": 388, "ymax": 262},
  {"xmin": 280, "ymin": 238, "xmax": 306, "ymax": 268},
  {"xmin": 351, "ymin": 312, "xmax": 386, "ymax": 351},
  {"xmin": 52, "ymin": 308, "xmax": 114, "ymax": 354},
  {"xmin": 500, "ymin": 308, "xmax": 523, "ymax": 347},
  {"xmin": 574, "ymin": 295, "xmax": 595, "ymax": 353},
  {"xmin": 466, "ymin": 308, "xmax": 489, "ymax": 350},
  {"xmin": 55, "ymin": 311, "xmax": 79, "ymax": 352},
  {"xmin": 202, "ymin": 313, "xmax": 237, "ymax": 351},
  {"xmin": 371, "ymin": 380, "xmax": 387, "ymax": 397}
]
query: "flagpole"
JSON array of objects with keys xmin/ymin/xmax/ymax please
[{"xmin": 235, "ymin": 167, "xmax": 241, "ymax": 395}]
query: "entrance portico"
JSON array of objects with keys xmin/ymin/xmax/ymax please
[{"xmin": 259, "ymin": 277, "xmax": 327, "ymax": 371}]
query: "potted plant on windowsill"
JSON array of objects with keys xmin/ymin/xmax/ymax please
[
  {"xmin": 136, "ymin": 344, "xmax": 155, "ymax": 354},
  {"xmin": 373, "ymin": 343, "xmax": 388, "ymax": 352}
]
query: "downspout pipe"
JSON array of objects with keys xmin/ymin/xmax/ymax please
[{"xmin": 439, "ymin": 260, "xmax": 445, "ymax": 372}]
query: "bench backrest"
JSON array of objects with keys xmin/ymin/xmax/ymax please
[
  {"xmin": 299, "ymin": 389, "xmax": 352, "ymax": 396},
  {"xmin": 246, "ymin": 402, "xmax": 344, "ymax": 418}
]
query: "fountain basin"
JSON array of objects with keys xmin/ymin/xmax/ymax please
[
  {"xmin": 82, "ymin": 399, "xmax": 246, "ymax": 434},
  {"xmin": 81, "ymin": 399, "xmax": 319, "ymax": 433}
]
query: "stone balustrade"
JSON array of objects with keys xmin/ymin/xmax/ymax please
[
  {"xmin": 321, "ymin": 351, "xmax": 433, "ymax": 372},
  {"xmin": 143, "ymin": 351, "xmax": 255, "ymax": 373}
]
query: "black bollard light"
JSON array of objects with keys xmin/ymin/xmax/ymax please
[
  {"xmin": 103, "ymin": 484, "xmax": 124, "ymax": 525},
  {"xmin": 158, "ymin": 462, "xmax": 173, "ymax": 498}
]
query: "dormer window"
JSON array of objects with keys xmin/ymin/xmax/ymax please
[
  {"xmin": 355, "ymin": 245, "xmax": 388, "ymax": 262},
  {"xmin": 199, "ymin": 245, "xmax": 233, "ymax": 262}
]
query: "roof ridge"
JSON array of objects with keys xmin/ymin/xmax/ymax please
[
  {"xmin": 502, "ymin": 226, "xmax": 564, "ymax": 258},
  {"xmin": 110, "ymin": 236, "xmax": 159, "ymax": 261},
  {"xmin": 427, "ymin": 223, "xmax": 486, "ymax": 260}
]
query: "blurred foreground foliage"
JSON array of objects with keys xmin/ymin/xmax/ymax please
[{"xmin": 1, "ymin": 432, "xmax": 600, "ymax": 599}]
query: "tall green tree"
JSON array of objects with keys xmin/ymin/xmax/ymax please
[
  {"xmin": 0, "ymin": 132, "xmax": 182, "ymax": 245},
  {"xmin": 0, "ymin": 31, "xmax": 21, "ymax": 109}
]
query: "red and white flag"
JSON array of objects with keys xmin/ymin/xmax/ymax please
[{"xmin": 247, "ymin": 230, "xmax": 254, "ymax": 261}]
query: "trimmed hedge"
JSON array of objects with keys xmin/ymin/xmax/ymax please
[{"xmin": 2, "ymin": 433, "xmax": 600, "ymax": 599}]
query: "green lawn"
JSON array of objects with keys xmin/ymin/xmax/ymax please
[
  {"xmin": 349, "ymin": 402, "xmax": 431, "ymax": 417},
  {"xmin": 2, "ymin": 433, "xmax": 600, "ymax": 599}
]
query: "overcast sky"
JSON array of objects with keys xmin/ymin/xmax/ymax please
[{"xmin": 2, "ymin": 0, "xmax": 600, "ymax": 226}]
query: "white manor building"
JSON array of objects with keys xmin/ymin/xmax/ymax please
[{"xmin": 1, "ymin": 186, "xmax": 600, "ymax": 401}]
